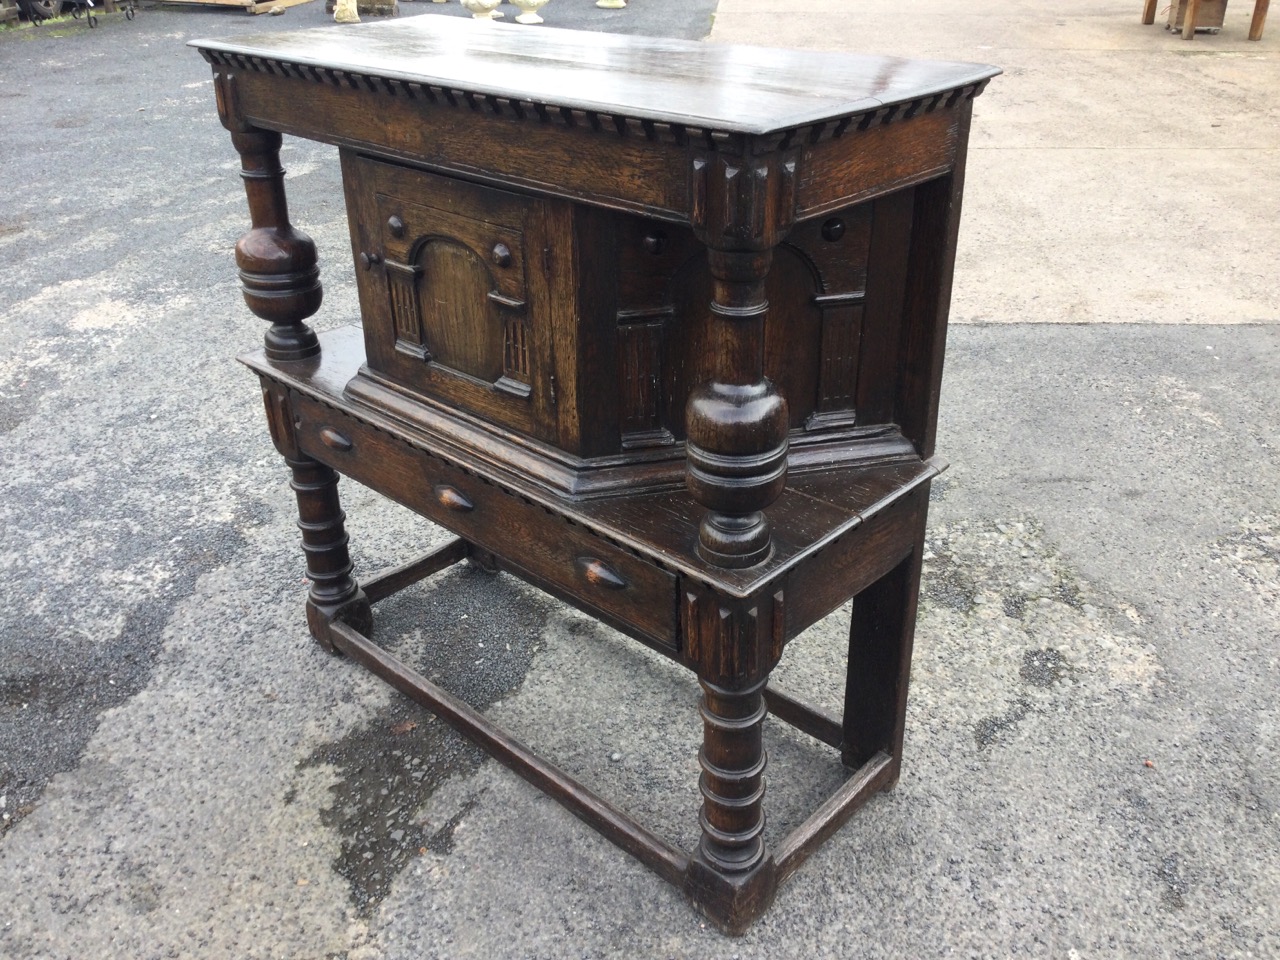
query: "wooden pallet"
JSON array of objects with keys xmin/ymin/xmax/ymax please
[{"xmin": 160, "ymin": 0, "xmax": 313, "ymax": 14}]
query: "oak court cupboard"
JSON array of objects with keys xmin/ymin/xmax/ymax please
[{"xmin": 192, "ymin": 17, "xmax": 998, "ymax": 933}]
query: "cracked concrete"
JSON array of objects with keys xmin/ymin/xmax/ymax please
[{"xmin": 2, "ymin": 0, "xmax": 1278, "ymax": 956}]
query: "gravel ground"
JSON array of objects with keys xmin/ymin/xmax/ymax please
[{"xmin": 1, "ymin": 2, "xmax": 1277, "ymax": 957}]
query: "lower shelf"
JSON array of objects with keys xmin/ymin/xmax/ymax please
[
  {"xmin": 322, "ymin": 536, "xmax": 897, "ymax": 932},
  {"xmin": 254, "ymin": 323, "xmax": 934, "ymax": 932}
]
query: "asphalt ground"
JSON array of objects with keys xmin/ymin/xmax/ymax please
[{"xmin": 1, "ymin": 2, "xmax": 1277, "ymax": 958}]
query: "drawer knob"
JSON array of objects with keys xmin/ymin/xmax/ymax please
[
  {"xmin": 491, "ymin": 243, "xmax": 512, "ymax": 268},
  {"xmin": 359, "ymin": 251, "xmax": 382, "ymax": 270},
  {"xmin": 575, "ymin": 556, "xmax": 627, "ymax": 590},
  {"xmin": 434, "ymin": 485, "xmax": 475, "ymax": 513},
  {"xmin": 320, "ymin": 428, "xmax": 352, "ymax": 452},
  {"xmin": 821, "ymin": 217, "xmax": 846, "ymax": 242},
  {"xmin": 387, "ymin": 215, "xmax": 405, "ymax": 239}
]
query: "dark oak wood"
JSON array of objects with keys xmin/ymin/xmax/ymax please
[
  {"xmin": 362, "ymin": 536, "xmax": 471, "ymax": 604},
  {"xmin": 773, "ymin": 751, "xmax": 894, "ymax": 885},
  {"xmin": 683, "ymin": 153, "xmax": 794, "ymax": 567},
  {"xmin": 896, "ymin": 110, "xmax": 974, "ymax": 460},
  {"xmin": 229, "ymin": 130, "xmax": 322, "ymax": 363},
  {"xmin": 763, "ymin": 685, "xmax": 844, "ymax": 751},
  {"xmin": 843, "ymin": 512, "xmax": 929, "ymax": 780},
  {"xmin": 196, "ymin": 17, "xmax": 995, "ymax": 935},
  {"xmin": 194, "ymin": 17, "xmax": 997, "ymax": 137}
]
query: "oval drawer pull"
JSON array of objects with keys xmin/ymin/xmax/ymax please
[
  {"xmin": 575, "ymin": 556, "xmax": 627, "ymax": 590},
  {"xmin": 320, "ymin": 428, "xmax": 352, "ymax": 452},
  {"xmin": 434, "ymin": 485, "xmax": 475, "ymax": 512}
]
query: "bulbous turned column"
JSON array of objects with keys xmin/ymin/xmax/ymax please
[
  {"xmin": 686, "ymin": 152, "xmax": 796, "ymax": 569},
  {"xmin": 685, "ymin": 248, "xmax": 789, "ymax": 568},
  {"xmin": 229, "ymin": 128, "xmax": 323, "ymax": 362}
]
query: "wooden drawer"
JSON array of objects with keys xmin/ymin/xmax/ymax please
[{"xmin": 290, "ymin": 391, "xmax": 679, "ymax": 648}]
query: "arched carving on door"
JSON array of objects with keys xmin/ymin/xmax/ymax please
[{"xmin": 413, "ymin": 237, "xmax": 504, "ymax": 384}]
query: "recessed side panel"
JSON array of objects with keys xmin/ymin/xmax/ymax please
[{"xmin": 607, "ymin": 203, "xmax": 876, "ymax": 446}]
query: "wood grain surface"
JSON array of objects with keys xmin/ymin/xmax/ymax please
[{"xmin": 192, "ymin": 16, "xmax": 997, "ymax": 136}]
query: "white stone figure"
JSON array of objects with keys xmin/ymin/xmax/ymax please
[
  {"xmin": 334, "ymin": 0, "xmax": 360, "ymax": 22},
  {"xmin": 511, "ymin": 0, "xmax": 549, "ymax": 23},
  {"xmin": 460, "ymin": 0, "xmax": 504, "ymax": 17}
]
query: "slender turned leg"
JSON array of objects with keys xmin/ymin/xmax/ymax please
[
  {"xmin": 685, "ymin": 153, "xmax": 796, "ymax": 570},
  {"xmin": 841, "ymin": 526, "xmax": 926, "ymax": 785},
  {"xmin": 1142, "ymin": 0, "xmax": 1158, "ymax": 24},
  {"xmin": 681, "ymin": 586, "xmax": 783, "ymax": 934},
  {"xmin": 288, "ymin": 456, "xmax": 372, "ymax": 652},
  {"xmin": 697, "ymin": 677, "xmax": 768, "ymax": 874},
  {"xmin": 684, "ymin": 675, "xmax": 777, "ymax": 935},
  {"xmin": 259, "ymin": 381, "xmax": 371, "ymax": 649}
]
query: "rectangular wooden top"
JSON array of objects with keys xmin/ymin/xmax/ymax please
[{"xmin": 191, "ymin": 16, "xmax": 997, "ymax": 137}]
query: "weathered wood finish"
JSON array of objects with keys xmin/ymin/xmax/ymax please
[
  {"xmin": 196, "ymin": 17, "xmax": 996, "ymax": 935},
  {"xmin": 362, "ymin": 537, "xmax": 470, "ymax": 604}
]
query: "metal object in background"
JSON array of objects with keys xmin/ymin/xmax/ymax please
[{"xmin": 17, "ymin": 0, "xmax": 135, "ymax": 27}]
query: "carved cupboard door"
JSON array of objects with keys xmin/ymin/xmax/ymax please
[{"xmin": 342, "ymin": 151, "xmax": 557, "ymax": 443}]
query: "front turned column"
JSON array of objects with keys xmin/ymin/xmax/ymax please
[
  {"xmin": 228, "ymin": 127, "xmax": 323, "ymax": 362},
  {"xmin": 289, "ymin": 456, "xmax": 372, "ymax": 649},
  {"xmin": 697, "ymin": 676, "xmax": 768, "ymax": 874},
  {"xmin": 260, "ymin": 381, "xmax": 370, "ymax": 651},
  {"xmin": 686, "ymin": 153, "xmax": 796, "ymax": 568},
  {"xmin": 682, "ymin": 585, "xmax": 784, "ymax": 933}
]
